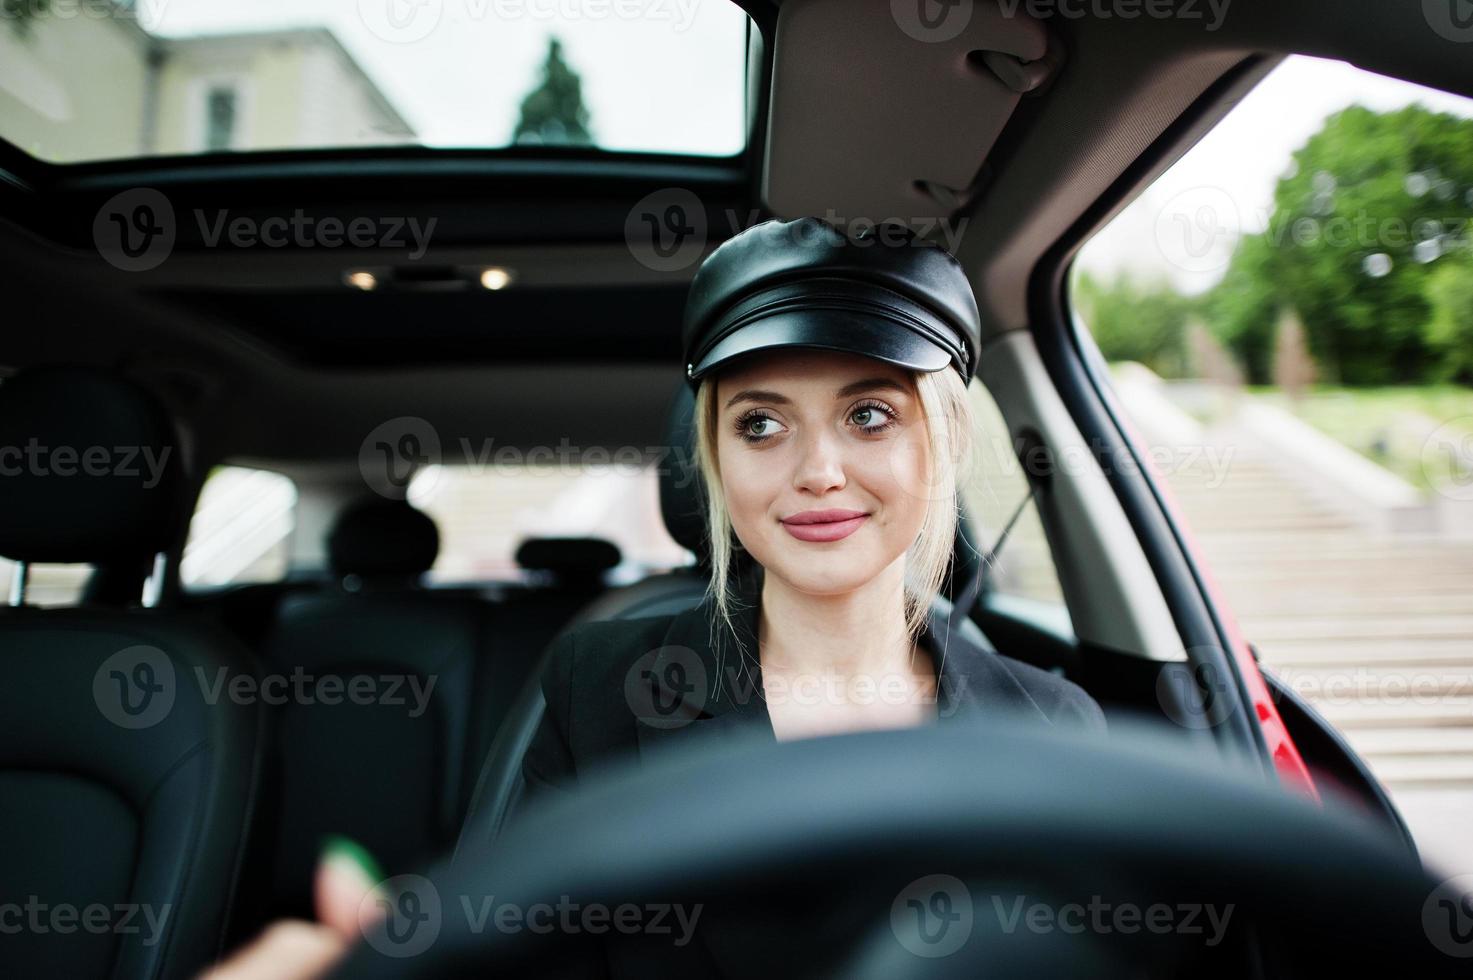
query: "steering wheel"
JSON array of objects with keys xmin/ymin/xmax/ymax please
[{"xmin": 335, "ymin": 720, "xmax": 1467, "ymax": 978}]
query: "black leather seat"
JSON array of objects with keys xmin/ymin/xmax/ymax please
[
  {"xmin": 456, "ymin": 384, "xmax": 712, "ymax": 853},
  {"xmin": 461, "ymin": 536, "xmax": 625, "ymax": 751},
  {"xmin": 0, "ymin": 367, "xmax": 263, "ymax": 979},
  {"xmin": 256, "ymin": 498, "xmax": 490, "ymax": 917}
]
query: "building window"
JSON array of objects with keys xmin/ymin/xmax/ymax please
[{"xmin": 205, "ymin": 86, "xmax": 237, "ymax": 152}]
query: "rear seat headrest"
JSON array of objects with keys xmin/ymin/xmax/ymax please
[
  {"xmin": 328, "ymin": 499, "xmax": 439, "ymax": 580},
  {"xmin": 0, "ymin": 366, "xmax": 184, "ymax": 565},
  {"xmin": 515, "ymin": 536, "xmax": 621, "ymax": 583},
  {"xmin": 658, "ymin": 382, "xmax": 709, "ymax": 566}
]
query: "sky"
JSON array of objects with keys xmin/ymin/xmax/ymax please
[
  {"xmin": 1076, "ymin": 55, "xmax": 1473, "ymax": 295},
  {"xmin": 131, "ymin": 0, "xmax": 749, "ymax": 154}
]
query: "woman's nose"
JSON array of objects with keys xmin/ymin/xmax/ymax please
[{"xmin": 791, "ymin": 429, "xmax": 847, "ymax": 495}]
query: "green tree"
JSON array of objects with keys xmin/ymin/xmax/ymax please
[
  {"xmin": 1208, "ymin": 104, "xmax": 1473, "ymax": 384},
  {"xmin": 1424, "ymin": 252, "xmax": 1473, "ymax": 383},
  {"xmin": 4, "ymin": 0, "xmax": 51, "ymax": 38},
  {"xmin": 513, "ymin": 37, "xmax": 593, "ymax": 147},
  {"xmin": 1205, "ymin": 232, "xmax": 1280, "ymax": 383},
  {"xmin": 1073, "ymin": 271, "xmax": 1197, "ymax": 378}
]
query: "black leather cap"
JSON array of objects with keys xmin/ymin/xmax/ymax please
[{"xmin": 681, "ymin": 217, "xmax": 980, "ymax": 392}]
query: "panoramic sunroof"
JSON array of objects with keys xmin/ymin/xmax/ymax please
[{"xmin": 0, "ymin": 0, "xmax": 751, "ymax": 164}]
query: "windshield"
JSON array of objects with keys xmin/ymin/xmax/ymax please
[{"xmin": 0, "ymin": 0, "xmax": 751, "ymax": 163}]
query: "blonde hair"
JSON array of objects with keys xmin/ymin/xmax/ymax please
[{"xmin": 691, "ymin": 363, "xmax": 976, "ymax": 678}]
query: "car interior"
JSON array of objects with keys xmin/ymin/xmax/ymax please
[{"xmin": 1, "ymin": 0, "xmax": 1469, "ymax": 976}]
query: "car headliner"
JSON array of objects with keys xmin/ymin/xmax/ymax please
[{"xmin": 1, "ymin": 0, "xmax": 1468, "ymax": 470}]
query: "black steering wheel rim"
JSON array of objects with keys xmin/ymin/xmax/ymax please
[{"xmin": 336, "ymin": 720, "xmax": 1463, "ymax": 978}]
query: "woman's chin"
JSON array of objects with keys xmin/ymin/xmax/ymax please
[{"xmin": 764, "ymin": 555, "xmax": 881, "ymax": 598}]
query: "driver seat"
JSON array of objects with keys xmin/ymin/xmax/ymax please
[
  {"xmin": 456, "ymin": 383, "xmax": 711, "ymax": 853},
  {"xmin": 454, "ymin": 382, "xmax": 1004, "ymax": 854}
]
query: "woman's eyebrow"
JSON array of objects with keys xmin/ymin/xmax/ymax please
[
  {"xmin": 834, "ymin": 378, "xmax": 910, "ymax": 399},
  {"xmin": 724, "ymin": 378, "xmax": 909, "ymax": 411}
]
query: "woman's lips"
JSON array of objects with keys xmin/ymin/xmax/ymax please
[{"xmin": 780, "ymin": 514, "xmax": 869, "ymax": 542}]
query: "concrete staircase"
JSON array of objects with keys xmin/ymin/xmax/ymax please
[
  {"xmin": 1158, "ymin": 438, "xmax": 1473, "ymax": 791},
  {"xmin": 1136, "ymin": 405, "xmax": 1473, "ymax": 873}
]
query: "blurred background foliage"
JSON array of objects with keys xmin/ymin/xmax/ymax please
[{"xmin": 1075, "ymin": 104, "xmax": 1473, "ymax": 387}]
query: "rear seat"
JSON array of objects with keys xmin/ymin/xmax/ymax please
[
  {"xmin": 254, "ymin": 498, "xmax": 488, "ymax": 917},
  {"xmin": 467, "ymin": 537, "xmax": 622, "ymax": 730},
  {"xmin": 249, "ymin": 499, "xmax": 625, "ymax": 919}
]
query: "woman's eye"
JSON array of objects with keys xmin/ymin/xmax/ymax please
[
  {"xmin": 736, "ymin": 412, "xmax": 786, "ymax": 442},
  {"xmin": 851, "ymin": 403, "xmax": 898, "ymax": 432}
]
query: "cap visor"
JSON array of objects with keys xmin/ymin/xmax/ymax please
[{"xmin": 690, "ymin": 310, "xmax": 952, "ymax": 382}]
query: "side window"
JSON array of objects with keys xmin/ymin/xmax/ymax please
[
  {"xmin": 959, "ymin": 381, "xmax": 1066, "ymax": 606},
  {"xmin": 0, "ymin": 560, "xmax": 89, "ymax": 608},
  {"xmin": 1070, "ymin": 55, "xmax": 1473, "ymax": 874},
  {"xmin": 181, "ymin": 466, "xmax": 298, "ymax": 588}
]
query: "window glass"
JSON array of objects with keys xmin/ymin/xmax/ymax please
[
  {"xmin": 959, "ymin": 382, "xmax": 1067, "ymax": 607},
  {"xmin": 407, "ymin": 462, "xmax": 690, "ymax": 584},
  {"xmin": 1071, "ymin": 54, "xmax": 1473, "ymax": 875},
  {"xmin": 0, "ymin": 0, "xmax": 751, "ymax": 163},
  {"xmin": 0, "ymin": 560, "xmax": 90, "ymax": 608},
  {"xmin": 181, "ymin": 465, "xmax": 297, "ymax": 587}
]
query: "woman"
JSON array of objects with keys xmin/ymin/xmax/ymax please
[
  {"xmin": 521, "ymin": 216, "xmax": 1104, "ymax": 800},
  {"xmin": 502, "ymin": 217, "xmax": 1106, "ymax": 976},
  {"xmin": 202, "ymin": 216, "xmax": 1105, "ymax": 978}
]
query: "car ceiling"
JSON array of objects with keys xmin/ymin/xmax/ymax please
[{"xmin": 2, "ymin": 0, "xmax": 1469, "ymax": 468}]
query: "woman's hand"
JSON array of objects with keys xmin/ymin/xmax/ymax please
[{"xmin": 200, "ymin": 839, "xmax": 386, "ymax": 980}]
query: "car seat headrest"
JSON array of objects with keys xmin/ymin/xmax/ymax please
[
  {"xmin": 515, "ymin": 536, "xmax": 621, "ymax": 587},
  {"xmin": 327, "ymin": 498, "xmax": 439, "ymax": 581},
  {"xmin": 0, "ymin": 366, "xmax": 185, "ymax": 566},
  {"xmin": 658, "ymin": 382, "xmax": 710, "ymax": 566}
]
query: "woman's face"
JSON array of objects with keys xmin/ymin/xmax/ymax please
[{"xmin": 714, "ymin": 348, "xmax": 934, "ymax": 596}]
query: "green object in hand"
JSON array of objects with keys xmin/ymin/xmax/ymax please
[{"xmin": 321, "ymin": 834, "xmax": 385, "ymax": 884}]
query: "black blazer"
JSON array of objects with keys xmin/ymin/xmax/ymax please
[{"xmin": 515, "ymin": 570, "xmax": 1108, "ymax": 979}]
